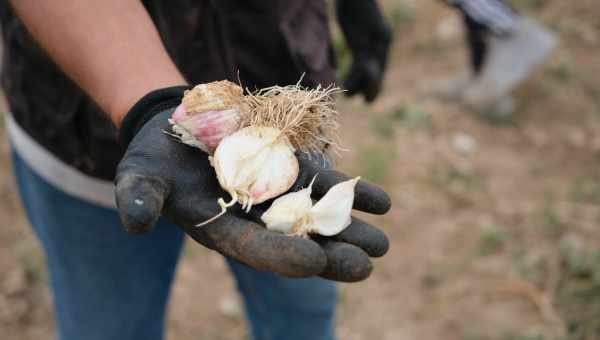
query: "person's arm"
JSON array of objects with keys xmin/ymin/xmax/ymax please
[{"xmin": 9, "ymin": 0, "xmax": 187, "ymax": 126}]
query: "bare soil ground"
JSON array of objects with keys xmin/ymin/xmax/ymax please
[{"xmin": 1, "ymin": 1, "xmax": 600, "ymax": 339}]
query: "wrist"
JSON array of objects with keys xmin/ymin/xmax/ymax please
[
  {"xmin": 108, "ymin": 72, "xmax": 189, "ymax": 127},
  {"xmin": 118, "ymin": 85, "xmax": 191, "ymax": 148}
]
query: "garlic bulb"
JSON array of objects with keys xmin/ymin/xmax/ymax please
[
  {"xmin": 169, "ymin": 80, "xmax": 243, "ymax": 154},
  {"xmin": 170, "ymin": 80, "xmax": 349, "ymax": 228},
  {"xmin": 261, "ymin": 177, "xmax": 359, "ymax": 237},
  {"xmin": 197, "ymin": 126, "xmax": 299, "ymax": 226}
]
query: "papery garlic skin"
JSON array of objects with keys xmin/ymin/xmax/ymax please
[
  {"xmin": 182, "ymin": 80, "xmax": 243, "ymax": 112},
  {"xmin": 305, "ymin": 177, "xmax": 358, "ymax": 236},
  {"xmin": 169, "ymin": 80, "xmax": 243, "ymax": 154},
  {"xmin": 262, "ymin": 177, "xmax": 359, "ymax": 237},
  {"xmin": 170, "ymin": 105, "xmax": 240, "ymax": 153},
  {"xmin": 211, "ymin": 126, "xmax": 299, "ymax": 212}
]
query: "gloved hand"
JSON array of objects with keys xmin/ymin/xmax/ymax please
[
  {"xmin": 115, "ymin": 87, "xmax": 392, "ymax": 282},
  {"xmin": 336, "ymin": 0, "xmax": 392, "ymax": 103}
]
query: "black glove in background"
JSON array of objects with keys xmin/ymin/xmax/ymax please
[
  {"xmin": 462, "ymin": 12, "xmax": 489, "ymax": 74},
  {"xmin": 336, "ymin": 0, "xmax": 392, "ymax": 103},
  {"xmin": 115, "ymin": 88, "xmax": 392, "ymax": 282}
]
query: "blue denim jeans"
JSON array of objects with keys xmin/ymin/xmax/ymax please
[{"xmin": 11, "ymin": 152, "xmax": 336, "ymax": 340}]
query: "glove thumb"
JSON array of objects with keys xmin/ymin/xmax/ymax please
[{"xmin": 115, "ymin": 173, "xmax": 169, "ymax": 234}]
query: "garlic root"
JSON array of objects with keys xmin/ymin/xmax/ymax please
[
  {"xmin": 195, "ymin": 194, "xmax": 238, "ymax": 227},
  {"xmin": 241, "ymin": 83, "xmax": 343, "ymax": 157}
]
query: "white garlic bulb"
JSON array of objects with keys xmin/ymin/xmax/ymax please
[
  {"xmin": 261, "ymin": 177, "xmax": 359, "ymax": 237},
  {"xmin": 197, "ymin": 126, "xmax": 299, "ymax": 226}
]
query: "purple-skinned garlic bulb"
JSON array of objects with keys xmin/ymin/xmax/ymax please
[{"xmin": 169, "ymin": 80, "xmax": 243, "ymax": 154}]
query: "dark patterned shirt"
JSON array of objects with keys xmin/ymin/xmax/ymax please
[{"xmin": 0, "ymin": 0, "xmax": 334, "ymax": 180}]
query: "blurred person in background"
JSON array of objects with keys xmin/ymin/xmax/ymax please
[
  {"xmin": 430, "ymin": 0, "xmax": 557, "ymax": 116},
  {"xmin": 0, "ymin": 1, "xmax": 391, "ymax": 340}
]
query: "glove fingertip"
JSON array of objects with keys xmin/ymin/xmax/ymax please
[
  {"xmin": 358, "ymin": 227, "xmax": 389, "ymax": 258},
  {"xmin": 364, "ymin": 83, "xmax": 381, "ymax": 103},
  {"xmin": 370, "ymin": 231, "xmax": 389, "ymax": 257},
  {"xmin": 354, "ymin": 181, "xmax": 392, "ymax": 215},
  {"xmin": 318, "ymin": 242, "xmax": 373, "ymax": 282},
  {"xmin": 118, "ymin": 197, "xmax": 161, "ymax": 235},
  {"xmin": 115, "ymin": 174, "xmax": 167, "ymax": 234},
  {"xmin": 336, "ymin": 218, "xmax": 390, "ymax": 257}
]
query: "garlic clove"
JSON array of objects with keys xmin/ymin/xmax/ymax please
[
  {"xmin": 171, "ymin": 103, "xmax": 188, "ymax": 122},
  {"xmin": 247, "ymin": 137, "xmax": 298, "ymax": 206},
  {"xmin": 170, "ymin": 104, "xmax": 241, "ymax": 154},
  {"xmin": 211, "ymin": 127, "xmax": 262, "ymax": 194},
  {"xmin": 169, "ymin": 80, "xmax": 244, "ymax": 154},
  {"xmin": 261, "ymin": 185, "xmax": 313, "ymax": 234},
  {"xmin": 261, "ymin": 176, "xmax": 358, "ymax": 237},
  {"xmin": 305, "ymin": 177, "xmax": 359, "ymax": 236},
  {"xmin": 170, "ymin": 121, "xmax": 209, "ymax": 152}
]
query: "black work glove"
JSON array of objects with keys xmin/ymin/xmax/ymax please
[
  {"xmin": 462, "ymin": 10, "xmax": 489, "ymax": 74},
  {"xmin": 336, "ymin": 0, "xmax": 392, "ymax": 103},
  {"xmin": 115, "ymin": 87, "xmax": 392, "ymax": 282}
]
